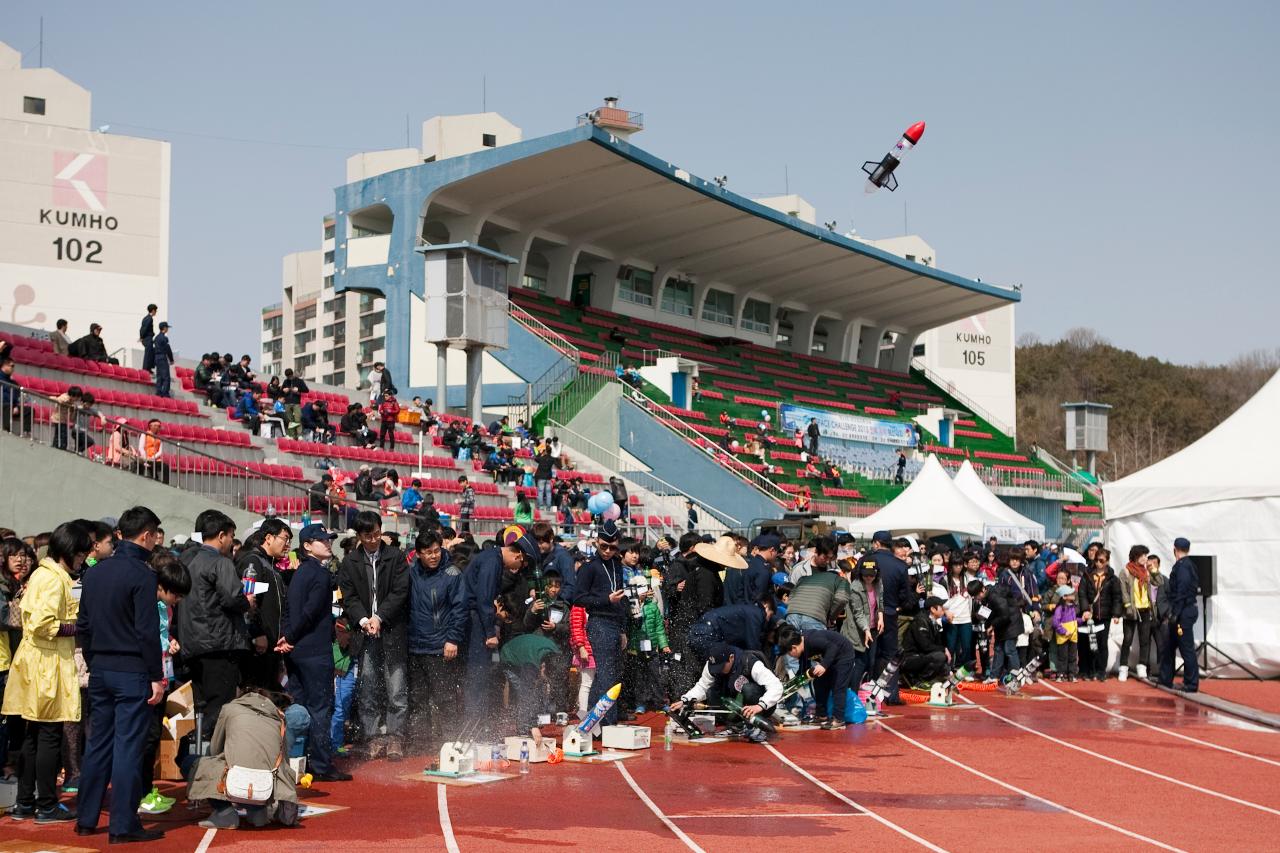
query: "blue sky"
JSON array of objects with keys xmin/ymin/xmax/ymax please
[{"xmin": 3, "ymin": 1, "xmax": 1275, "ymax": 366}]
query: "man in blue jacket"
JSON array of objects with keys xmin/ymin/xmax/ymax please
[
  {"xmin": 687, "ymin": 598, "xmax": 777, "ymax": 660},
  {"xmin": 867, "ymin": 531, "xmax": 912, "ymax": 705},
  {"xmin": 75, "ymin": 506, "xmax": 169, "ymax": 844},
  {"xmin": 280, "ymin": 524, "xmax": 351, "ymax": 782},
  {"xmin": 531, "ymin": 522, "xmax": 577, "ymax": 603},
  {"xmin": 1159, "ymin": 536, "xmax": 1201, "ymax": 693},
  {"xmin": 406, "ymin": 530, "xmax": 466, "ymax": 744},
  {"xmin": 462, "ymin": 532, "xmax": 538, "ymax": 725},
  {"xmin": 725, "ymin": 534, "xmax": 778, "ymax": 606},
  {"xmin": 574, "ymin": 520, "xmax": 628, "ymax": 730}
]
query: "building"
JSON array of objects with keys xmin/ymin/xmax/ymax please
[
  {"xmin": 0, "ymin": 41, "xmax": 170, "ymax": 357},
  {"xmin": 259, "ymin": 215, "xmax": 389, "ymax": 387}
]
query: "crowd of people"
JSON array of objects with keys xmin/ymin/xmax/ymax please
[{"xmin": 0, "ymin": 502, "xmax": 1205, "ymax": 841}]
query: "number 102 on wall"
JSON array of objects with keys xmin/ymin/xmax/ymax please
[{"xmin": 52, "ymin": 237, "xmax": 103, "ymax": 264}]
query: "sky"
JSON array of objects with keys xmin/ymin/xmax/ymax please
[{"xmin": 3, "ymin": 1, "xmax": 1276, "ymax": 366}]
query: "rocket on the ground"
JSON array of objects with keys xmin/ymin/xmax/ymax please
[{"xmin": 862, "ymin": 121, "xmax": 925, "ymax": 193}]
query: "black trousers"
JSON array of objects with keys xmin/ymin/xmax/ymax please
[
  {"xmin": 17, "ymin": 720, "xmax": 62, "ymax": 811},
  {"xmin": 408, "ymin": 653, "xmax": 461, "ymax": 744},
  {"xmin": 901, "ymin": 651, "xmax": 949, "ymax": 685},
  {"xmin": 812, "ymin": 655, "xmax": 856, "ymax": 723},
  {"xmin": 1120, "ymin": 612, "xmax": 1154, "ymax": 671},
  {"xmin": 378, "ymin": 420, "xmax": 396, "ymax": 450},
  {"xmin": 189, "ymin": 651, "xmax": 243, "ymax": 743},
  {"xmin": 243, "ymin": 650, "xmax": 283, "ymax": 691},
  {"xmin": 1079, "ymin": 624, "xmax": 1111, "ymax": 679}
]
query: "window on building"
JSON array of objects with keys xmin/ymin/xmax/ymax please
[
  {"xmin": 359, "ymin": 292, "xmax": 379, "ymax": 314},
  {"xmin": 323, "ymin": 222, "xmax": 335, "ymax": 240},
  {"xmin": 262, "ymin": 339, "xmax": 282, "ymax": 360},
  {"xmin": 701, "ymin": 288, "xmax": 735, "ymax": 325},
  {"xmin": 359, "ymin": 311, "xmax": 385, "ymax": 339},
  {"xmin": 294, "ymin": 354, "xmax": 316, "ymax": 375},
  {"xmin": 323, "ymin": 371, "xmax": 345, "ymax": 386},
  {"xmin": 324, "ymin": 296, "xmax": 346, "ymax": 320},
  {"xmin": 522, "ymin": 274, "xmax": 547, "ymax": 293},
  {"xmin": 294, "ymin": 329, "xmax": 316, "ymax": 351},
  {"xmin": 327, "ymin": 346, "xmax": 345, "ymax": 365},
  {"xmin": 323, "ymin": 274, "xmax": 335, "ymax": 289},
  {"xmin": 23, "ymin": 96, "xmax": 46, "ymax": 116},
  {"xmin": 741, "ymin": 298, "xmax": 772, "ymax": 334},
  {"xmin": 482, "ymin": 133, "xmax": 497, "ymax": 147},
  {"xmin": 811, "ymin": 339, "xmax": 827, "ymax": 354},
  {"xmin": 322, "ymin": 323, "xmax": 346, "ymax": 344},
  {"xmin": 262, "ymin": 315, "xmax": 282, "ymax": 336},
  {"xmin": 617, "ymin": 267, "xmax": 653, "ymax": 307},
  {"xmin": 294, "ymin": 303, "xmax": 316, "ymax": 327},
  {"xmin": 323, "ymin": 250, "xmax": 335, "ymax": 265},
  {"xmin": 660, "ymin": 278, "xmax": 694, "ymax": 317},
  {"xmin": 359, "ymin": 338, "xmax": 384, "ymax": 364},
  {"xmin": 776, "ymin": 321, "xmax": 793, "ymax": 349}
]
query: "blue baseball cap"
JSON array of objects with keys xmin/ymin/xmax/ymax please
[
  {"xmin": 872, "ymin": 530, "xmax": 893, "ymax": 545},
  {"xmin": 751, "ymin": 533, "xmax": 782, "ymax": 551},
  {"xmin": 1173, "ymin": 537, "xmax": 1191, "ymax": 552},
  {"xmin": 299, "ymin": 524, "xmax": 336, "ymax": 544}
]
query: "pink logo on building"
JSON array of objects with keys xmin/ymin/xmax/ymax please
[{"xmin": 53, "ymin": 152, "xmax": 108, "ymax": 211}]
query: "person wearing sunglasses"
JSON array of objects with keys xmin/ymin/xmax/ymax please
[{"xmin": 1079, "ymin": 549, "xmax": 1123, "ymax": 681}]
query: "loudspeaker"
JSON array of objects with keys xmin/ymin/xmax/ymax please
[{"xmin": 1188, "ymin": 555, "xmax": 1216, "ymax": 598}]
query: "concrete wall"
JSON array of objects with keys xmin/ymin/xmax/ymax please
[
  {"xmin": 565, "ymin": 381, "xmax": 621, "ymax": 455},
  {"xmin": 618, "ymin": 399, "xmax": 779, "ymax": 527},
  {"xmin": 0, "ymin": 431, "xmax": 259, "ymax": 537}
]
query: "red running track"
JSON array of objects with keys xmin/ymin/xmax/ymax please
[{"xmin": 2, "ymin": 684, "xmax": 1279, "ymax": 852}]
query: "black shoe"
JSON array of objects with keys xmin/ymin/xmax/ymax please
[
  {"xmin": 110, "ymin": 828, "xmax": 166, "ymax": 844},
  {"xmin": 76, "ymin": 824, "xmax": 98, "ymax": 836},
  {"xmin": 9, "ymin": 804, "xmax": 34, "ymax": 821},
  {"xmin": 1156, "ymin": 681, "xmax": 1175, "ymax": 688},
  {"xmin": 1181, "ymin": 686, "xmax": 1199, "ymax": 693},
  {"xmin": 35, "ymin": 804, "xmax": 77, "ymax": 824},
  {"xmin": 315, "ymin": 769, "xmax": 353, "ymax": 782}
]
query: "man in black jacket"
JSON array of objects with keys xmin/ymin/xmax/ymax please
[
  {"xmin": 687, "ymin": 598, "xmax": 776, "ymax": 660},
  {"xmin": 867, "ymin": 531, "xmax": 912, "ymax": 704},
  {"xmin": 337, "ymin": 511, "xmax": 410, "ymax": 761},
  {"xmin": 280, "ymin": 524, "xmax": 351, "ymax": 782},
  {"xmin": 662, "ymin": 533, "xmax": 705, "ymax": 686},
  {"xmin": 69, "ymin": 323, "xmax": 111, "ymax": 363},
  {"xmin": 971, "ymin": 579, "xmax": 1021, "ymax": 684},
  {"xmin": 75, "ymin": 506, "xmax": 169, "ymax": 844},
  {"xmin": 175, "ymin": 510, "xmax": 251, "ymax": 742},
  {"xmin": 574, "ymin": 520, "xmax": 628, "ymax": 730},
  {"xmin": 901, "ymin": 596, "xmax": 950, "ymax": 685},
  {"xmin": 1159, "ymin": 537, "xmax": 1200, "ymax": 692},
  {"xmin": 139, "ymin": 304, "xmax": 157, "ymax": 372},
  {"xmin": 239, "ymin": 519, "xmax": 292, "ymax": 690},
  {"xmin": 280, "ymin": 368, "xmax": 309, "ymax": 439},
  {"xmin": 406, "ymin": 531, "xmax": 466, "ymax": 745}
]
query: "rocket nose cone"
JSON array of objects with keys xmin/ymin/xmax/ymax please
[
  {"xmin": 607, "ymin": 683, "xmax": 622, "ymax": 700},
  {"xmin": 904, "ymin": 122, "xmax": 926, "ymax": 143}
]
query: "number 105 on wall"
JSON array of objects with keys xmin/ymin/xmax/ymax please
[
  {"xmin": 52, "ymin": 237, "xmax": 103, "ymax": 264},
  {"xmin": 961, "ymin": 349, "xmax": 985, "ymax": 366}
]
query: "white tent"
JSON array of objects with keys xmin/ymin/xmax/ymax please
[
  {"xmin": 850, "ymin": 455, "xmax": 994, "ymax": 538},
  {"xmin": 1103, "ymin": 369, "xmax": 1280, "ymax": 678},
  {"xmin": 953, "ymin": 460, "xmax": 1046, "ymax": 543}
]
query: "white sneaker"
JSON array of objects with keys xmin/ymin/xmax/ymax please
[
  {"xmin": 1136, "ymin": 664, "xmax": 1148, "ymax": 679},
  {"xmin": 1118, "ymin": 666, "xmax": 1129, "ymax": 682}
]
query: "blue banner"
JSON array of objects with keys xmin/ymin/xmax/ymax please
[{"xmin": 780, "ymin": 403, "xmax": 917, "ymax": 448}]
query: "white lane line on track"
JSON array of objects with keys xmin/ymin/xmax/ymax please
[
  {"xmin": 765, "ymin": 742, "xmax": 949, "ymax": 852},
  {"xmin": 957, "ymin": 693, "xmax": 1280, "ymax": 817},
  {"xmin": 876, "ymin": 720, "xmax": 1188, "ymax": 852},
  {"xmin": 1040, "ymin": 680, "xmax": 1280, "ymax": 768},
  {"xmin": 668, "ymin": 812, "xmax": 869, "ymax": 819},
  {"xmin": 615, "ymin": 762, "xmax": 708, "ymax": 853},
  {"xmin": 194, "ymin": 827, "xmax": 217, "ymax": 853},
  {"xmin": 438, "ymin": 783, "xmax": 461, "ymax": 853}
]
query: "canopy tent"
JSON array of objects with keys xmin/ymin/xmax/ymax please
[
  {"xmin": 953, "ymin": 460, "xmax": 1046, "ymax": 543},
  {"xmin": 1103, "ymin": 369, "xmax": 1280, "ymax": 678},
  {"xmin": 849, "ymin": 455, "xmax": 994, "ymax": 539}
]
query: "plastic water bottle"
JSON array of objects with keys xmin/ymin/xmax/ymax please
[
  {"xmin": 490, "ymin": 744, "xmax": 501, "ymax": 769},
  {"xmin": 664, "ymin": 720, "xmax": 674, "ymax": 751},
  {"xmin": 519, "ymin": 743, "xmax": 530, "ymax": 774},
  {"xmin": 242, "ymin": 563, "xmax": 257, "ymax": 597}
]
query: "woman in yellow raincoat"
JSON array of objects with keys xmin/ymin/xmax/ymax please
[{"xmin": 1, "ymin": 520, "xmax": 90, "ymax": 822}]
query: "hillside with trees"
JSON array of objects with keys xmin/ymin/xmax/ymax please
[{"xmin": 1015, "ymin": 329, "xmax": 1278, "ymax": 481}]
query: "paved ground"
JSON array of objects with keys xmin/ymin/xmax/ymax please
[{"xmin": 3, "ymin": 678, "xmax": 1279, "ymax": 852}]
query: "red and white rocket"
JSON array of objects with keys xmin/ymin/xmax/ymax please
[{"xmin": 862, "ymin": 121, "xmax": 926, "ymax": 193}]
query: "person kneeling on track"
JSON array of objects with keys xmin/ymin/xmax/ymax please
[
  {"xmin": 778, "ymin": 624, "xmax": 857, "ymax": 730},
  {"xmin": 670, "ymin": 643, "xmax": 783, "ymax": 743},
  {"xmin": 900, "ymin": 596, "xmax": 951, "ymax": 687}
]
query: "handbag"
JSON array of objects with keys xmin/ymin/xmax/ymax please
[{"xmin": 218, "ymin": 716, "xmax": 286, "ymax": 804}]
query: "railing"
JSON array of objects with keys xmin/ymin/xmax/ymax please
[
  {"xmin": 506, "ymin": 298, "xmax": 583, "ymax": 426},
  {"xmin": 548, "ymin": 419, "xmax": 738, "ymax": 536},
  {"xmin": 508, "ymin": 299, "xmax": 580, "ymax": 360},
  {"xmin": 5, "ymin": 387, "xmax": 434, "ymax": 538},
  {"xmin": 910, "ymin": 357, "xmax": 1016, "ymax": 443},
  {"xmin": 1032, "ymin": 445, "xmax": 1105, "ymax": 501},
  {"xmin": 543, "ymin": 350, "xmax": 619, "ymax": 427}
]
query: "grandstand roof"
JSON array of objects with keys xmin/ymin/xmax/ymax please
[{"xmin": 424, "ymin": 124, "xmax": 1019, "ymax": 329}]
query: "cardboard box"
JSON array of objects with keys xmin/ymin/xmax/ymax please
[
  {"xmin": 503, "ymin": 736, "xmax": 557, "ymax": 763},
  {"xmin": 602, "ymin": 725, "xmax": 651, "ymax": 750},
  {"xmin": 154, "ymin": 740, "xmax": 183, "ymax": 781},
  {"xmin": 165, "ymin": 681, "xmax": 194, "ymax": 718}
]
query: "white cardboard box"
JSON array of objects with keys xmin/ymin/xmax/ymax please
[
  {"xmin": 503, "ymin": 736, "xmax": 557, "ymax": 763},
  {"xmin": 602, "ymin": 725, "xmax": 651, "ymax": 750}
]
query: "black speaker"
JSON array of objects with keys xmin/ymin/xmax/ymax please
[{"xmin": 1188, "ymin": 555, "xmax": 1216, "ymax": 598}]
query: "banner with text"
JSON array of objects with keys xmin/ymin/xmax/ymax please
[{"xmin": 780, "ymin": 403, "xmax": 917, "ymax": 448}]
